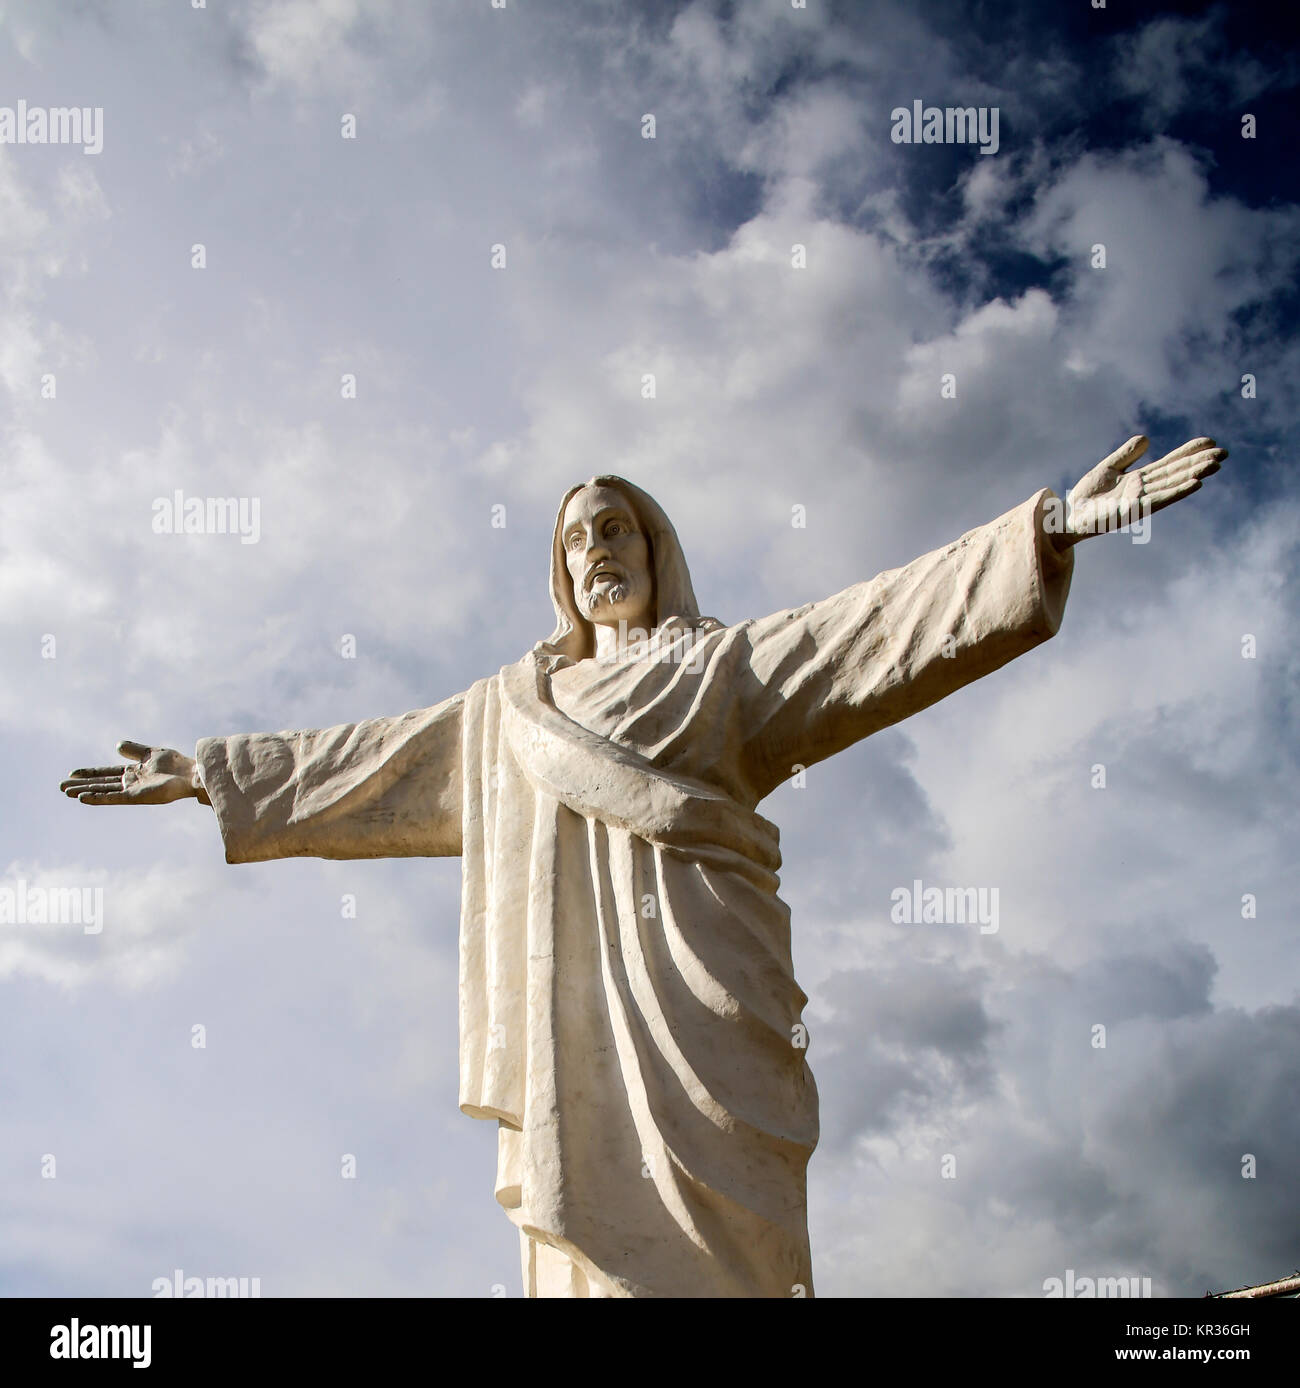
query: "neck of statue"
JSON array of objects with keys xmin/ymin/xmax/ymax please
[{"xmin": 591, "ymin": 617, "xmax": 654, "ymax": 661}]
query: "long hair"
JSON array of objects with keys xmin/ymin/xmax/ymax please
[{"xmin": 535, "ymin": 475, "xmax": 722, "ymax": 664}]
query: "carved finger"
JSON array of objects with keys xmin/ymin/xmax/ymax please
[
  {"xmin": 1164, "ymin": 452, "xmax": 1223, "ymax": 486},
  {"xmin": 63, "ymin": 778, "xmax": 124, "ymax": 795},
  {"xmin": 1098, "ymin": 434, "xmax": 1149, "ymax": 475},
  {"xmin": 117, "ymin": 740, "xmax": 151, "ymax": 762},
  {"xmin": 78, "ymin": 790, "xmax": 134, "ymax": 805},
  {"xmin": 1145, "ymin": 477, "xmax": 1203, "ymax": 511},
  {"xmin": 1151, "ymin": 437, "xmax": 1216, "ymax": 468},
  {"xmin": 67, "ymin": 766, "xmax": 127, "ymax": 780},
  {"xmin": 1137, "ymin": 462, "xmax": 1204, "ymax": 496},
  {"xmin": 1139, "ymin": 446, "xmax": 1226, "ymax": 485}
]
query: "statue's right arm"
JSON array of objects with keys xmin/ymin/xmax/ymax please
[{"xmin": 60, "ymin": 692, "xmax": 466, "ymax": 861}]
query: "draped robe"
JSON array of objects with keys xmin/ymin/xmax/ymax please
[{"xmin": 194, "ymin": 489, "xmax": 1073, "ymax": 1297}]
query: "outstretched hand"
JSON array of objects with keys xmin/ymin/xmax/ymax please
[
  {"xmin": 1055, "ymin": 435, "xmax": 1227, "ymax": 549},
  {"xmin": 59, "ymin": 741, "xmax": 207, "ymax": 805}
]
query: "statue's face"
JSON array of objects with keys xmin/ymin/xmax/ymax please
[{"xmin": 561, "ymin": 484, "xmax": 655, "ymax": 633}]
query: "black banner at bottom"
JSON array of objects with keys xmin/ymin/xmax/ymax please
[{"xmin": 1, "ymin": 1292, "xmax": 1287, "ymax": 1373}]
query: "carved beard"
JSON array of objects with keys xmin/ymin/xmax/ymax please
[{"xmin": 582, "ymin": 582, "xmax": 628, "ymax": 616}]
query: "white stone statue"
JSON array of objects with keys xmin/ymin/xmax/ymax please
[{"xmin": 61, "ymin": 434, "xmax": 1225, "ymax": 1297}]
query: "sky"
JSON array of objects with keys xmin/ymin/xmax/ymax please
[{"xmin": 1, "ymin": 0, "xmax": 1297, "ymax": 1298}]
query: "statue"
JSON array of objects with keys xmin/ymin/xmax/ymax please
[{"xmin": 60, "ymin": 434, "xmax": 1225, "ymax": 1296}]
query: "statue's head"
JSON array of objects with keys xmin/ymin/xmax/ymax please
[
  {"xmin": 560, "ymin": 482, "xmax": 656, "ymax": 636},
  {"xmin": 539, "ymin": 475, "xmax": 719, "ymax": 664}
]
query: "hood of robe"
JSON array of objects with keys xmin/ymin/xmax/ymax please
[{"xmin": 536, "ymin": 475, "xmax": 722, "ymax": 664}]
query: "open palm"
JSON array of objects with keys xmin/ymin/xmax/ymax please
[
  {"xmin": 59, "ymin": 741, "xmax": 202, "ymax": 805},
  {"xmin": 1062, "ymin": 435, "xmax": 1226, "ymax": 545}
]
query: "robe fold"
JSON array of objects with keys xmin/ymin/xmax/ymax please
[{"xmin": 195, "ymin": 488, "xmax": 1073, "ymax": 1297}]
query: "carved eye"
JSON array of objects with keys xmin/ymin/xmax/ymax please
[{"xmin": 605, "ymin": 521, "xmax": 624, "ymax": 537}]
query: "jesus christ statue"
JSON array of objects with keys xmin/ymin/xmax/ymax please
[{"xmin": 60, "ymin": 433, "xmax": 1225, "ymax": 1297}]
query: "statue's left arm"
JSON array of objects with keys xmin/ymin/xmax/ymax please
[
  {"xmin": 737, "ymin": 435, "xmax": 1225, "ymax": 802},
  {"xmin": 738, "ymin": 488, "xmax": 1072, "ymax": 800}
]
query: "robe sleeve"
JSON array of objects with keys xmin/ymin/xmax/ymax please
[
  {"xmin": 195, "ymin": 692, "xmax": 465, "ymax": 863},
  {"xmin": 737, "ymin": 489, "xmax": 1073, "ymax": 801}
]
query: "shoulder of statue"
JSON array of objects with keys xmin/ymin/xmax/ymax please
[{"xmin": 660, "ymin": 614, "xmax": 730, "ymax": 638}]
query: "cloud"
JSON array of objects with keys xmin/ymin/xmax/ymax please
[
  {"xmin": 1112, "ymin": 11, "xmax": 1294, "ymax": 127},
  {"xmin": 242, "ymin": 0, "xmax": 401, "ymax": 97},
  {"xmin": 0, "ymin": 860, "xmax": 206, "ymax": 988},
  {"xmin": 810, "ymin": 936, "xmax": 1300, "ymax": 1295}
]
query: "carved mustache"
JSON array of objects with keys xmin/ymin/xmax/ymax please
[{"xmin": 584, "ymin": 562, "xmax": 626, "ymax": 591}]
